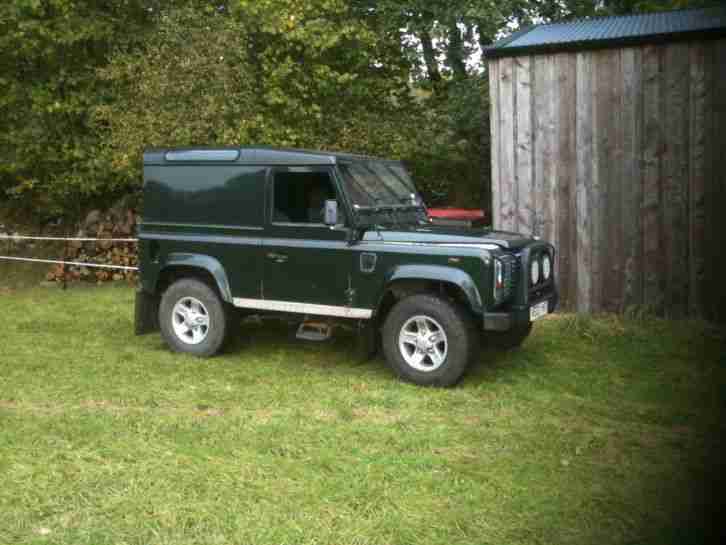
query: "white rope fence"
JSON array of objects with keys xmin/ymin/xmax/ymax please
[
  {"xmin": 0, "ymin": 234, "xmax": 139, "ymax": 272},
  {"xmin": 0, "ymin": 256, "xmax": 138, "ymax": 271},
  {"xmin": 0, "ymin": 235, "xmax": 137, "ymax": 243}
]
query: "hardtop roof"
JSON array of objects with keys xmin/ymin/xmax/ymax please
[{"xmin": 143, "ymin": 146, "xmax": 392, "ymax": 166}]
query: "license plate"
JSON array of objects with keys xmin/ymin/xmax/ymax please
[{"xmin": 529, "ymin": 301, "xmax": 549, "ymax": 321}]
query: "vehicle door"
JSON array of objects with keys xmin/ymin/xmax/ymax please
[{"xmin": 261, "ymin": 166, "xmax": 357, "ymax": 312}]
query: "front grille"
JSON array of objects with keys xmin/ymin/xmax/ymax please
[
  {"xmin": 497, "ymin": 244, "xmax": 556, "ymax": 305},
  {"xmin": 497, "ymin": 253, "xmax": 518, "ymax": 301},
  {"xmin": 496, "ymin": 244, "xmax": 555, "ymax": 307},
  {"xmin": 510, "ymin": 256, "xmax": 521, "ymax": 295}
]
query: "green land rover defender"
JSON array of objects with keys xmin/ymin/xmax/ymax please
[{"xmin": 135, "ymin": 147, "xmax": 558, "ymax": 386}]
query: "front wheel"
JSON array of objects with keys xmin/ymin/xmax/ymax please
[
  {"xmin": 381, "ymin": 294, "xmax": 477, "ymax": 387},
  {"xmin": 159, "ymin": 278, "xmax": 233, "ymax": 357}
]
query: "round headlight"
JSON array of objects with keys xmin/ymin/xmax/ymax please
[
  {"xmin": 530, "ymin": 259, "xmax": 540, "ymax": 285},
  {"xmin": 542, "ymin": 254, "xmax": 551, "ymax": 280}
]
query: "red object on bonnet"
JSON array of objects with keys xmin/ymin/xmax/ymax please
[{"xmin": 427, "ymin": 208, "xmax": 485, "ymax": 221}]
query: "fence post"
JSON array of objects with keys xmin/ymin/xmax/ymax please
[{"xmin": 62, "ymin": 238, "xmax": 68, "ymax": 291}]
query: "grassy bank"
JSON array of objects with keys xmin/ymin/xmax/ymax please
[{"xmin": 1, "ymin": 285, "xmax": 724, "ymax": 545}]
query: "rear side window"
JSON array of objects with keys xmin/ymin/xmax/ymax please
[{"xmin": 143, "ymin": 166, "xmax": 266, "ymax": 227}]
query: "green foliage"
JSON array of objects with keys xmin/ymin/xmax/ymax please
[
  {"xmin": 93, "ymin": 1, "xmax": 421, "ymax": 194},
  {"xmin": 0, "ymin": 0, "xmax": 153, "ymax": 218},
  {"xmin": 0, "ymin": 0, "xmax": 718, "ymax": 217},
  {"xmin": 522, "ymin": 0, "xmax": 723, "ymax": 21}
]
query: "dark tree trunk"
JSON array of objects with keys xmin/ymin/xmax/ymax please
[
  {"xmin": 419, "ymin": 29, "xmax": 441, "ymax": 84},
  {"xmin": 446, "ymin": 22, "xmax": 467, "ymax": 80}
]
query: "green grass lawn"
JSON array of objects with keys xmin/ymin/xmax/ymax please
[{"xmin": 1, "ymin": 284, "xmax": 724, "ymax": 545}]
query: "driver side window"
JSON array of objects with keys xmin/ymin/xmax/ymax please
[{"xmin": 272, "ymin": 171, "xmax": 345, "ymax": 225}]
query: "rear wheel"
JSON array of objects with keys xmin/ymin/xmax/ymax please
[
  {"xmin": 159, "ymin": 278, "xmax": 233, "ymax": 357},
  {"xmin": 382, "ymin": 294, "xmax": 476, "ymax": 387}
]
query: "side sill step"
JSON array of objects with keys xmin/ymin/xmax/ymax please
[{"xmin": 296, "ymin": 320, "xmax": 332, "ymax": 342}]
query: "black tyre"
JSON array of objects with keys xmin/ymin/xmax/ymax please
[
  {"xmin": 159, "ymin": 278, "xmax": 234, "ymax": 357},
  {"xmin": 485, "ymin": 322, "xmax": 532, "ymax": 350},
  {"xmin": 381, "ymin": 294, "xmax": 477, "ymax": 387}
]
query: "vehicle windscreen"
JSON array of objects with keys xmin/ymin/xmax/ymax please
[{"xmin": 339, "ymin": 161, "xmax": 419, "ymax": 207}]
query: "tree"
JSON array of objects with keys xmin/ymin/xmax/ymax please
[
  {"xmin": 91, "ymin": 1, "xmax": 426, "ymax": 195},
  {"xmin": 0, "ymin": 0, "xmax": 154, "ymax": 217},
  {"xmin": 1, "ymin": 0, "xmax": 719, "ymax": 217}
]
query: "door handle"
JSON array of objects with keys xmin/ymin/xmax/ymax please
[{"xmin": 266, "ymin": 252, "xmax": 288, "ymax": 263}]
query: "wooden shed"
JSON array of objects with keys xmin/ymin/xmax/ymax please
[{"xmin": 486, "ymin": 7, "xmax": 726, "ymax": 321}]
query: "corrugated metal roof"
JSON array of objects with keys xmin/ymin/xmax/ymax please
[{"xmin": 486, "ymin": 7, "xmax": 726, "ymax": 58}]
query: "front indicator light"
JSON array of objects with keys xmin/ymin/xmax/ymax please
[{"xmin": 494, "ymin": 258, "xmax": 507, "ymax": 302}]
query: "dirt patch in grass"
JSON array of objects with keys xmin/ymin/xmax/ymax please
[
  {"xmin": 351, "ymin": 406, "xmax": 402, "ymax": 424},
  {"xmin": 312, "ymin": 408, "xmax": 338, "ymax": 422},
  {"xmin": 195, "ymin": 405, "xmax": 226, "ymax": 417}
]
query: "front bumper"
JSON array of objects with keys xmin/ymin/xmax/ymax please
[{"xmin": 482, "ymin": 289, "xmax": 559, "ymax": 331}]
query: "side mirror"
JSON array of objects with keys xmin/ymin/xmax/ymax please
[{"xmin": 324, "ymin": 199, "xmax": 338, "ymax": 226}]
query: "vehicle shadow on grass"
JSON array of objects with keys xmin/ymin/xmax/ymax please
[
  {"xmin": 227, "ymin": 317, "xmax": 394, "ymax": 378},
  {"xmin": 214, "ymin": 316, "xmax": 532, "ymax": 388},
  {"xmin": 141, "ymin": 313, "xmax": 546, "ymax": 388}
]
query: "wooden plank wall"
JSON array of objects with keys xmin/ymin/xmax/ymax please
[{"xmin": 488, "ymin": 39, "xmax": 726, "ymax": 321}]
